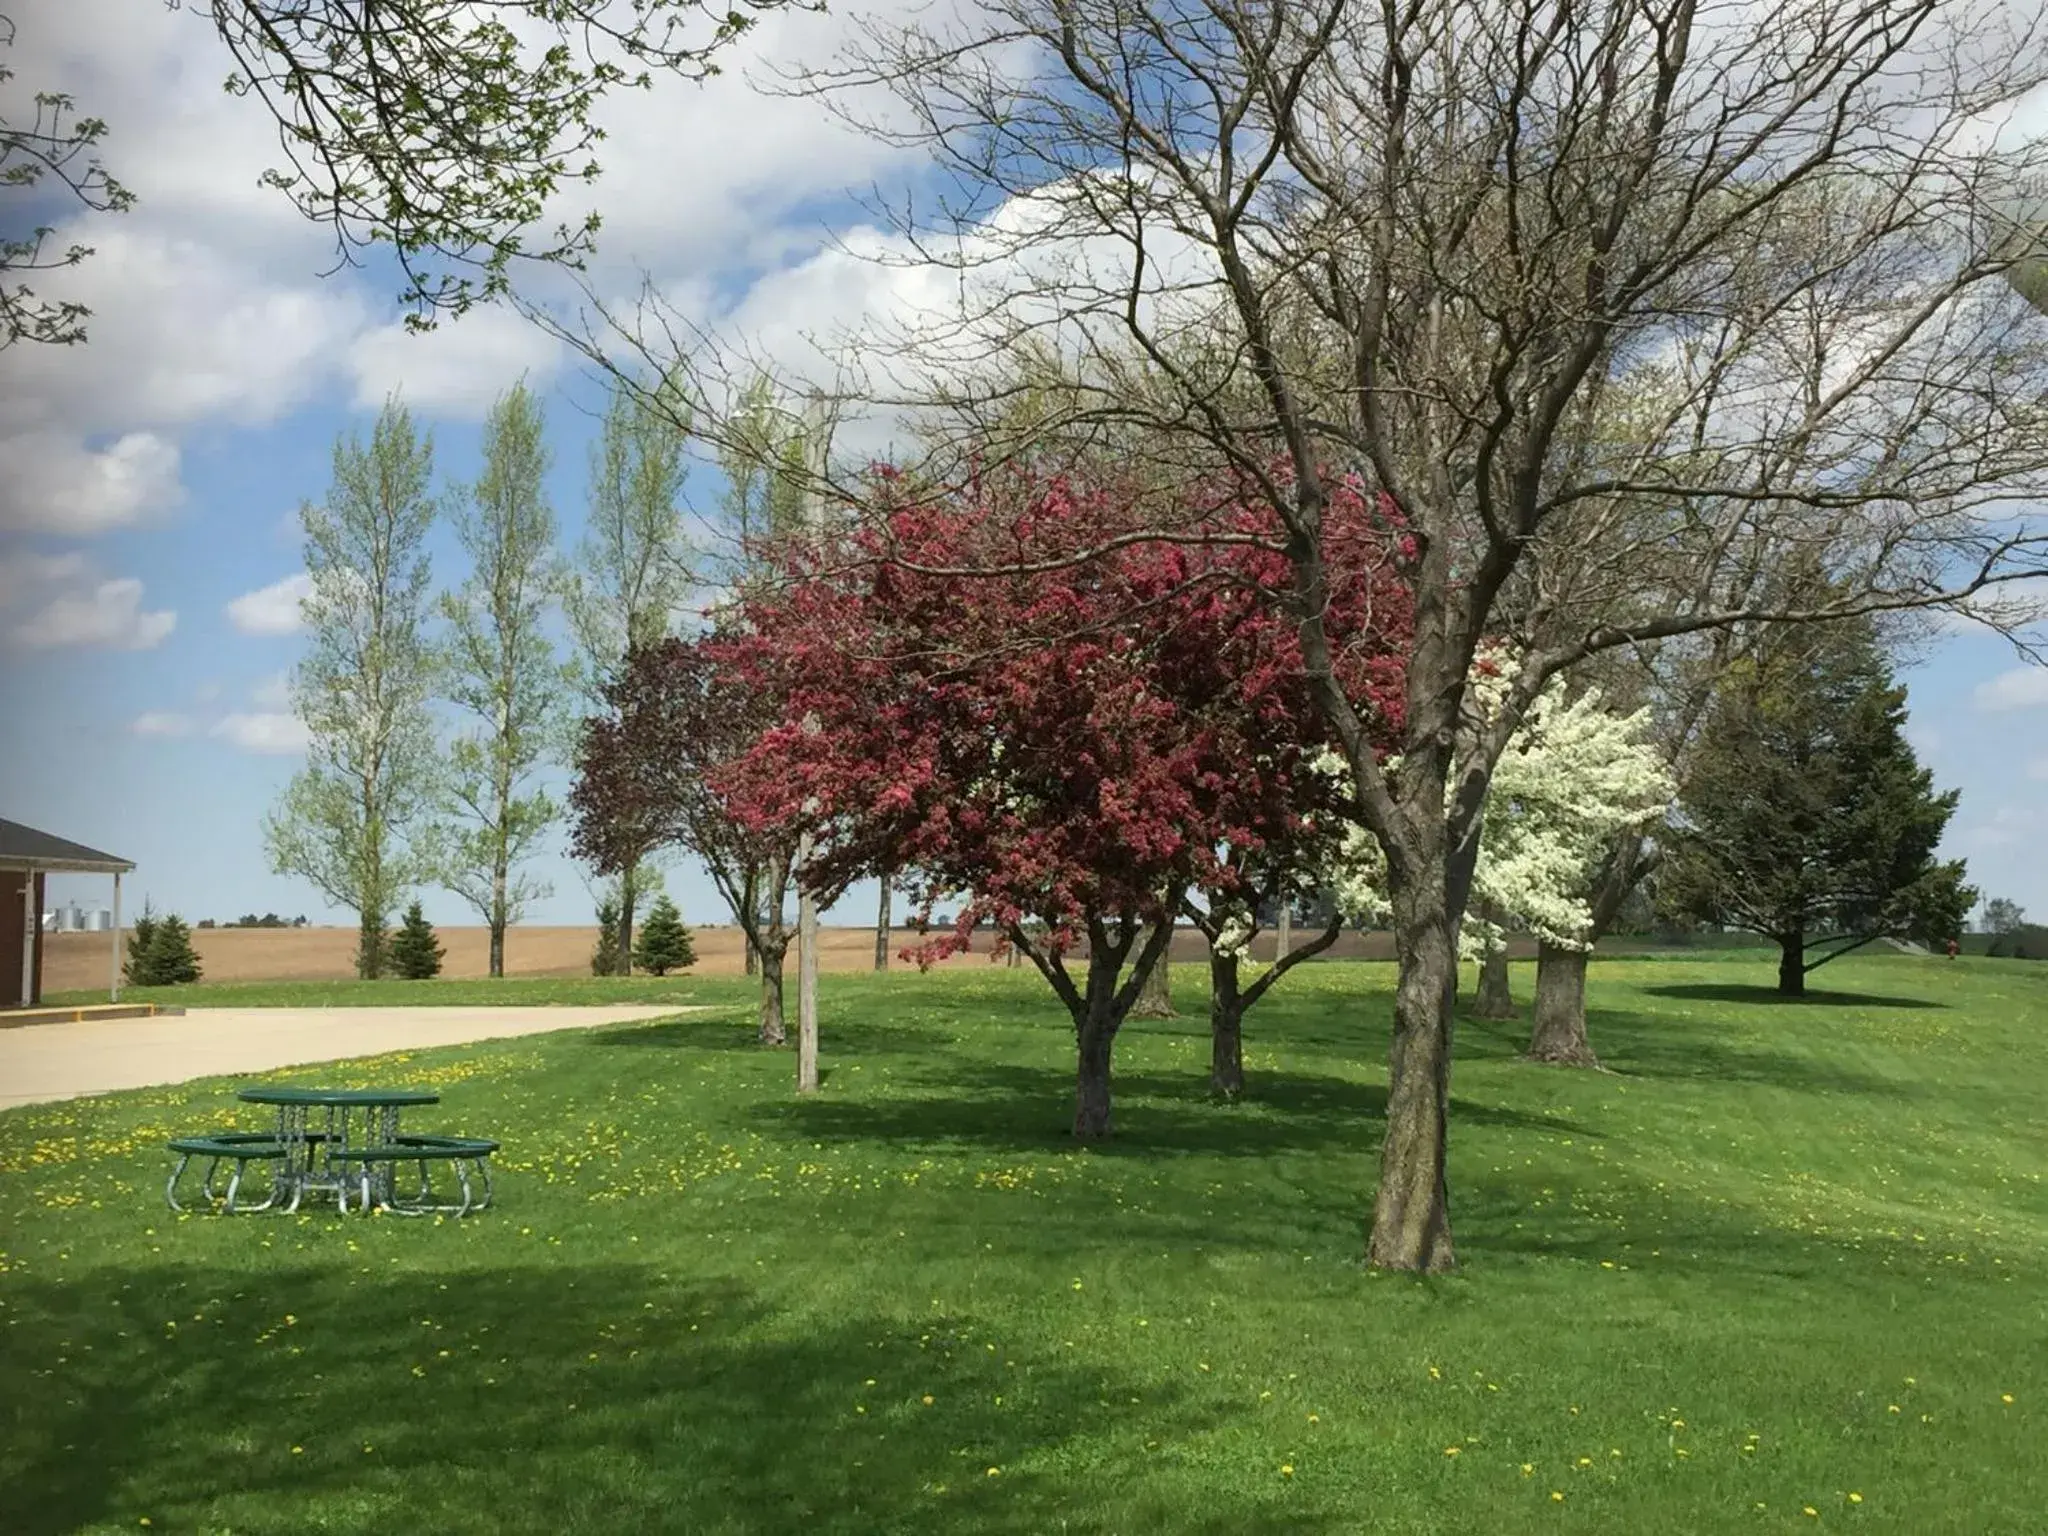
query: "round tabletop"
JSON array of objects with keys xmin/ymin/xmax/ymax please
[{"xmin": 237, "ymin": 1086, "xmax": 442, "ymax": 1107}]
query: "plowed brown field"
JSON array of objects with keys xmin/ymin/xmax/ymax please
[{"xmin": 41, "ymin": 924, "xmax": 1408, "ymax": 990}]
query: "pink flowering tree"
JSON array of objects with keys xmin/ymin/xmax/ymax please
[{"xmin": 717, "ymin": 462, "xmax": 1411, "ymax": 1136}]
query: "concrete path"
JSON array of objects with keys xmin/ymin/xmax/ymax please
[{"xmin": 0, "ymin": 1005, "xmax": 698, "ymax": 1110}]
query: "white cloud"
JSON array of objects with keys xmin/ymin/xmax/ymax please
[
  {"xmin": 347, "ymin": 305, "xmax": 565, "ymax": 419},
  {"xmin": 131, "ymin": 711, "xmax": 196, "ymax": 738},
  {"xmin": 0, "ymin": 227, "xmax": 363, "ymax": 535},
  {"xmin": 1974, "ymin": 667, "xmax": 2048, "ymax": 710},
  {"xmin": 0, "ymin": 552, "xmax": 90, "ymax": 610},
  {"xmin": 226, "ymin": 573, "xmax": 314, "ymax": 636},
  {"xmin": 9, "ymin": 575, "xmax": 175, "ymax": 651},
  {"xmin": 212, "ymin": 712, "xmax": 312, "ymax": 755},
  {"xmin": 0, "ymin": 2, "xmax": 365, "ymax": 537},
  {"xmin": 251, "ymin": 672, "xmax": 293, "ymax": 711},
  {"xmin": 2029, "ymin": 756, "xmax": 2048, "ymax": 782},
  {"xmin": 0, "ymin": 431, "xmax": 185, "ymax": 535}
]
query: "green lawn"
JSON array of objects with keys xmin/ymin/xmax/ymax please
[{"xmin": 4, "ymin": 954, "xmax": 2044, "ymax": 1533}]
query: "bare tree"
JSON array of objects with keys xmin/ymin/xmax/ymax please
[{"xmin": 777, "ymin": 0, "xmax": 2048, "ymax": 1269}]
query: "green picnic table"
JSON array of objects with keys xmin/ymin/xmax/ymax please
[{"xmin": 162, "ymin": 1085, "xmax": 497, "ymax": 1216}]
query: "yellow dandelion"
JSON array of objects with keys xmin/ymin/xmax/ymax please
[
  {"xmin": 1804, "ymin": 1507, "xmax": 1818, "ymax": 1518},
  {"xmin": 1520, "ymin": 1464, "xmax": 1534, "ymax": 1476},
  {"xmin": 1551, "ymin": 1491, "xmax": 1565, "ymax": 1502},
  {"xmin": 1444, "ymin": 1446, "xmax": 1461, "ymax": 1457},
  {"xmin": 1280, "ymin": 1464, "xmax": 1294, "ymax": 1476},
  {"xmin": 1307, "ymin": 1414, "xmax": 1319, "ymax": 1424},
  {"xmin": 2002, "ymin": 1394, "xmax": 2015, "ymax": 1404},
  {"xmin": 1577, "ymin": 1456, "xmax": 1592, "ymax": 1467},
  {"xmin": 922, "ymin": 1395, "xmax": 934, "ymax": 1405},
  {"xmin": 987, "ymin": 1467, "xmax": 1000, "ymax": 1477},
  {"xmin": 1848, "ymin": 1493, "xmax": 1863, "ymax": 1505},
  {"xmin": 291, "ymin": 1446, "xmax": 303, "ymax": 1455}
]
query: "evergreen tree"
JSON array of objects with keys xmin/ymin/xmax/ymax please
[
  {"xmin": 591, "ymin": 895, "xmax": 625, "ymax": 977},
  {"xmin": 389, "ymin": 900, "xmax": 445, "ymax": 980},
  {"xmin": 123, "ymin": 900, "xmax": 159, "ymax": 987},
  {"xmin": 131, "ymin": 912, "xmax": 203, "ymax": 986},
  {"xmin": 631, "ymin": 894, "xmax": 696, "ymax": 976},
  {"xmin": 1660, "ymin": 620, "xmax": 1975, "ymax": 996}
]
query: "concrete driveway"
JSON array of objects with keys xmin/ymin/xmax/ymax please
[{"xmin": 0, "ymin": 1005, "xmax": 697, "ymax": 1110}]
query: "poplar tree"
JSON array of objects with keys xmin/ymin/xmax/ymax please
[
  {"xmin": 438, "ymin": 380, "xmax": 566, "ymax": 977},
  {"xmin": 266, "ymin": 398, "xmax": 440, "ymax": 979},
  {"xmin": 562, "ymin": 371, "xmax": 694, "ymax": 972}
]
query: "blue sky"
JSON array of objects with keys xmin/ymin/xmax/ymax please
[{"xmin": 1, "ymin": 0, "xmax": 2045, "ymax": 934}]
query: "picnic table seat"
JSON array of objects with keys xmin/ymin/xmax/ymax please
[
  {"xmin": 329, "ymin": 1134, "xmax": 499, "ymax": 1217},
  {"xmin": 165, "ymin": 1132, "xmax": 289, "ymax": 1213}
]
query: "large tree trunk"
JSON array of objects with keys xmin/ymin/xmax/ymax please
[
  {"xmin": 1074, "ymin": 1000, "xmax": 1117, "ymax": 1138},
  {"xmin": 874, "ymin": 872, "xmax": 892, "ymax": 971},
  {"xmin": 1526, "ymin": 943, "xmax": 1597, "ymax": 1065},
  {"xmin": 1058, "ymin": 923, "xmax": 1168, "ymax": 1140},
  {"xmin": 741, "ymin": 864, "xmax": 758, "ymax": 977},
  {"xmin": 1130, "ymin": 950, "xmax": 1174, "ymax": 1017},
  {"xmin": 1369, "ymin": 873, "xmax": 1458, "ymax": 1273},
  {"xmin": 1522, "ymin": 830, "xmax": 1651, "ymax": 1064},
  {"xmin": 758, "ymin": 937, "xmax": 789, "ymax": 1045},
  {"xmin": 1778, "ymin": 934, "xmax": 1806, "ymax": 997},
  {"xmin": 617, "ymin": 866, "xmax": 638, "ymax": 978},
  {"xmin": 797, "ymin": 881, "xmax": 819, "ymax": 1092},
  {"xmin": 1209, "ymin": 950, "xmax": 1245, "ymax": 1098},
  {"xmin": 1473, "ymin": 943, "xmax": 1515, "ymax": 1019},
  {"xmin": 489, "ymin": 852, "xmax": 508, "ymax": 978},
  {"xmin": 356, "ymin": 909, "xmax": 385, "ymax": 980},
  {"xmin": 1276, "ymin": 900, "xmax": 1292, "ymax": 961}
]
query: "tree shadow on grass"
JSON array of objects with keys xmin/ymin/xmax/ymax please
[
  {"xmin": 742, "ymin": 1058, "xmax": 1602, "ymax": 1161},
  {"xmin": 1641, "ymin": 982, "xmax": 1945, "ymax": 1010},
  {"xmin": 1516, "ymin": 1004, "xmax": 1917, "ymax": 1100},
  {"xmin": 0, "ymin": 1261, "xmax": 1270, "ymax": 1536}
]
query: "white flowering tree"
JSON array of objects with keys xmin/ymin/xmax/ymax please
[
  {"xmin": 1323, "ymin": 672, "xmax": 1673, "ymax": 1062},
  {"xmin": 1461, "ymin": 679, "xmax": 1674, "ymax": 1059}
]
